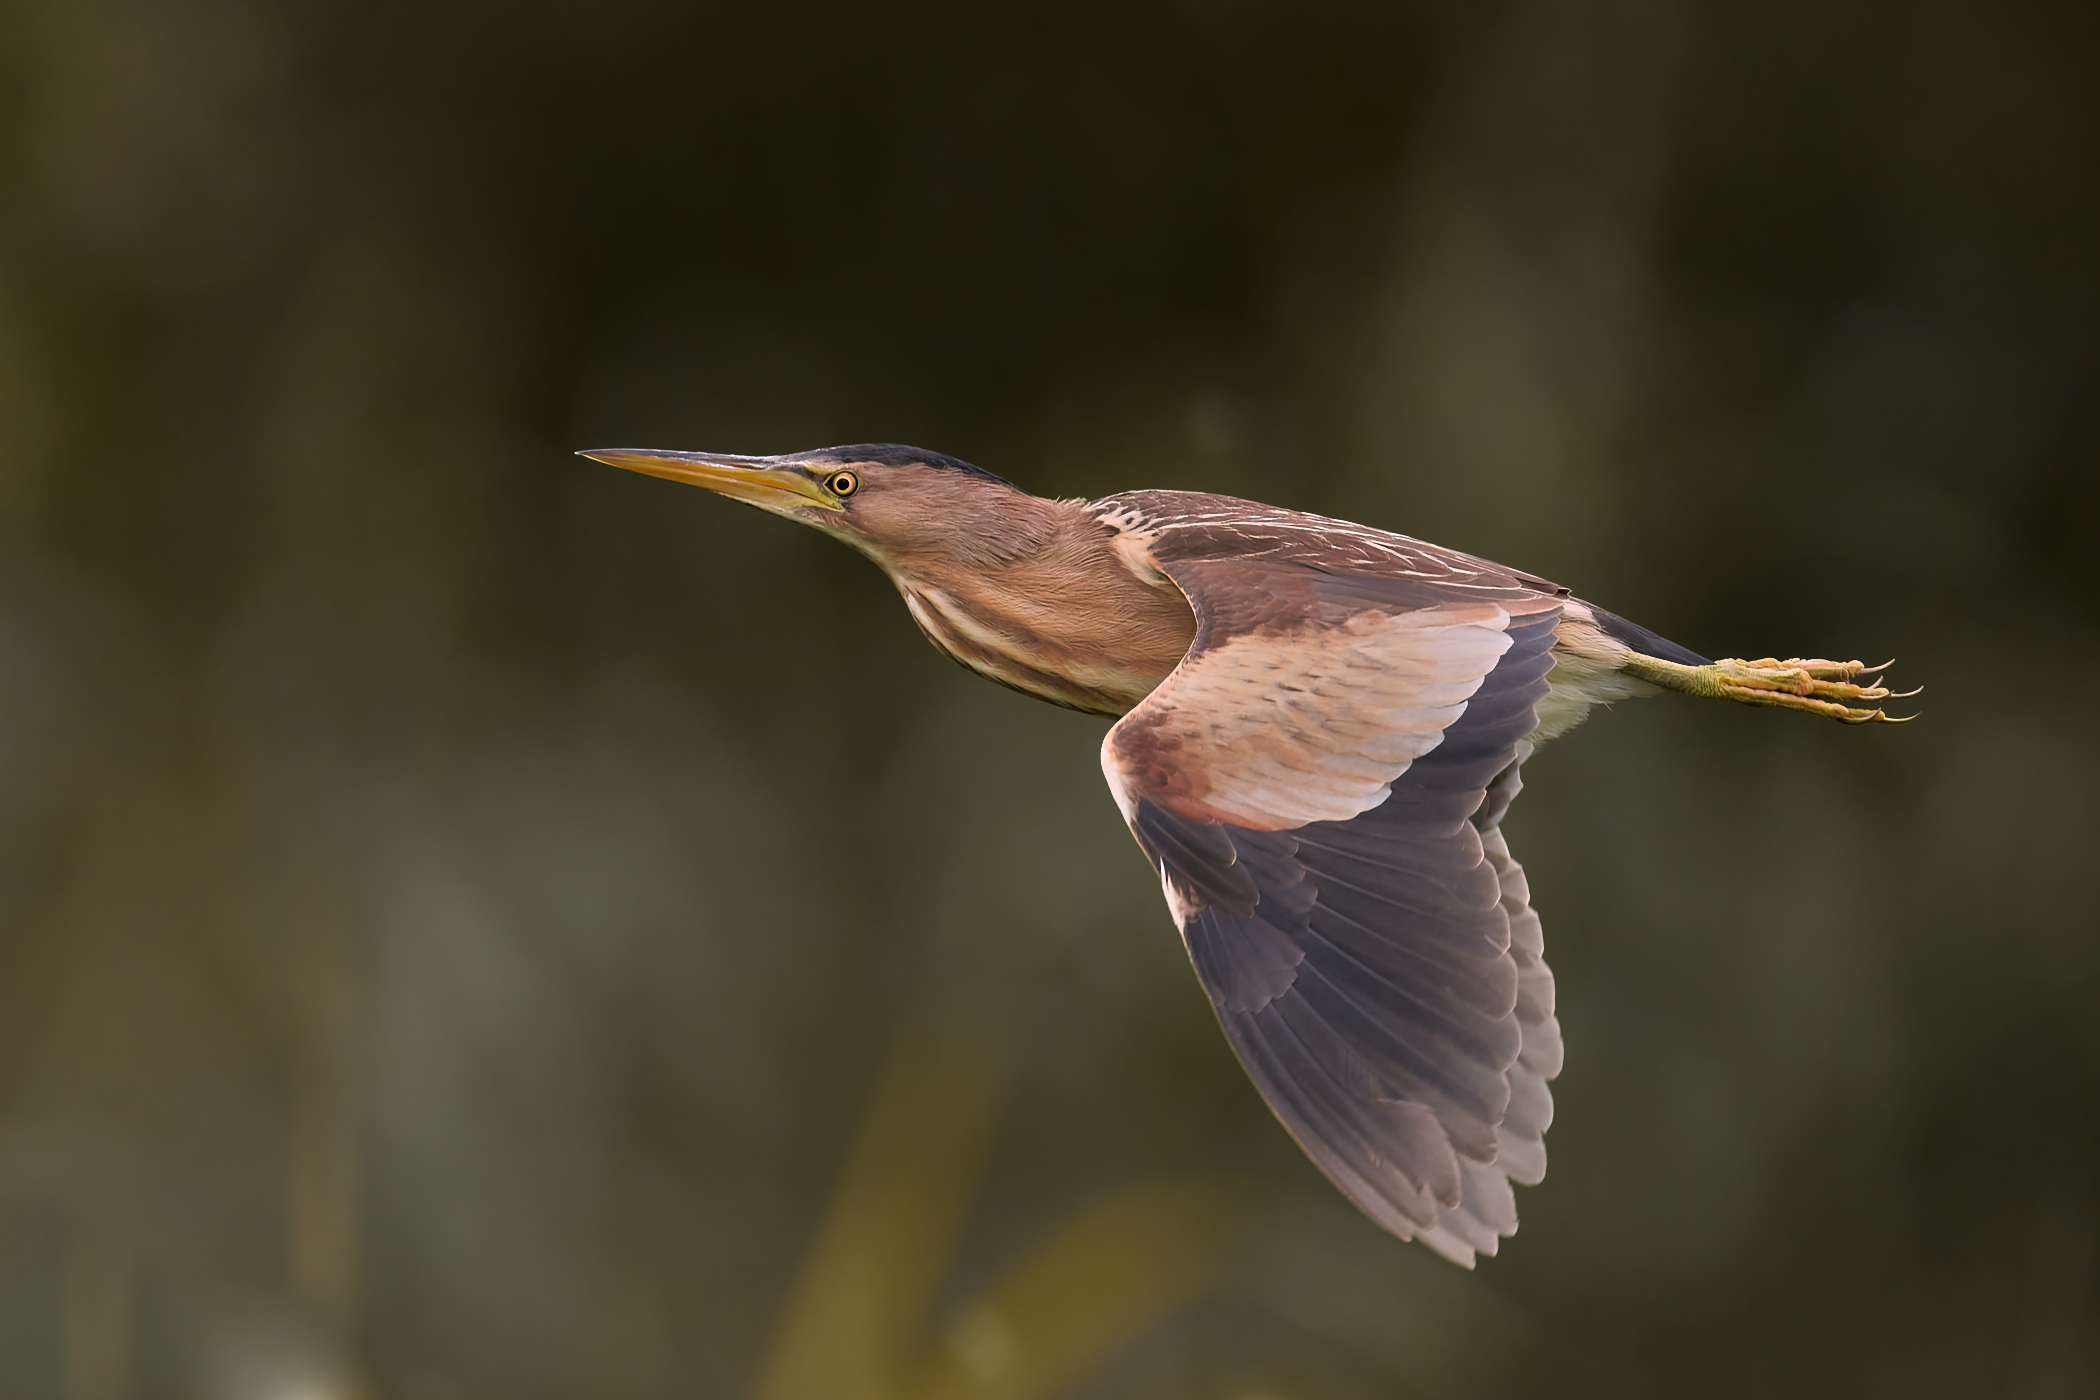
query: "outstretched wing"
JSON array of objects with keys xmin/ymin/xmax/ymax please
[{"xmin": 1101, "ymin": 549, "xmax": 1564, "ymax": 1264}]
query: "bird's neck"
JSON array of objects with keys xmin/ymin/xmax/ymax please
[{"xmin": 884, "ymin": 497, "xmax": 1198, "ymax": 716}]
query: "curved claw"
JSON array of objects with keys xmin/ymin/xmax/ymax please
[
  {"xmin": 1886, "ymin": 685, "xmax": 1923, "ymax": 699},
  {"xmin": 1625, "ymin": 653, "xmax": 1920, "ymax": 726},
  {"xmin": 1838, "ymin": 711, "xmax": 1882, "ymax": 725}
]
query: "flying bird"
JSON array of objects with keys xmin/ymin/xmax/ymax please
[{"xmin": 581, "ymin": 442, "xmax": 1912, "ymax": 1266}]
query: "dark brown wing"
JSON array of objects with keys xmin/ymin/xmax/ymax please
[{"xmin": 1098, "ymin": 522, "xmax": 1564, "ymax": 1264}]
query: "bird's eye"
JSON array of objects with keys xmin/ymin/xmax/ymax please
[{"xmin": 827, "ymin": 471, "xmax": 860, "ymax": 498}]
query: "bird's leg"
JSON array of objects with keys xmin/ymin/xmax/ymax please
[{"xmin": 1620, "ymin": 654, "xmax": 1917, "ymax": 724}]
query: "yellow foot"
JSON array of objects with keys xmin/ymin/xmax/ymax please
[{"xmin": 1623, "ymin": 655, "xmax": 1919, "ymax": 724}]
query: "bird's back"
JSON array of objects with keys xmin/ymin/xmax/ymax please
[{"xmin": 1088, "ymin": 490, "xmax": 1567, "ymax": 603}]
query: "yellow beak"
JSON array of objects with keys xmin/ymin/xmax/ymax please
[{"xmin": 578, "ymin": 449, "xmax": 844, "ymax": 513}]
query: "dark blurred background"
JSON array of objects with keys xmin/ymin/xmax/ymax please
[{"xmin": 3, "ymin": 0, "xmax": 2097, "ymax": 1395}]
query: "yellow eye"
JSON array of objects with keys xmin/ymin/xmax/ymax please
[{"xmin": 827, "ymin": 470, "xmax": 860, "ymax": 498}]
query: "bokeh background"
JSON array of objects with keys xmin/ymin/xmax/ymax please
[{"xmin": 3, "ymin": 0, "xmax": 2097, "ymax": 1395}]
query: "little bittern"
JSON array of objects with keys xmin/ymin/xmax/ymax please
[{"xmin": 582, "ymin": 442, "xmax": 1912, "ymax": 1266}]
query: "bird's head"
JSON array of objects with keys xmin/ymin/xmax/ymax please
[{"xmin": 579, "ymin": 443, "xmax": 1046, "ymax": 577}]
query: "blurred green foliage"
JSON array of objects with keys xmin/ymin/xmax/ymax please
[
  {"xmin": 750, "ymin": 1020, "xmax": 1241, "ymax": 1400},
  {"xmin": 0, "ymin": 0, "xmax": 2096, "ymax": 1396}
]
